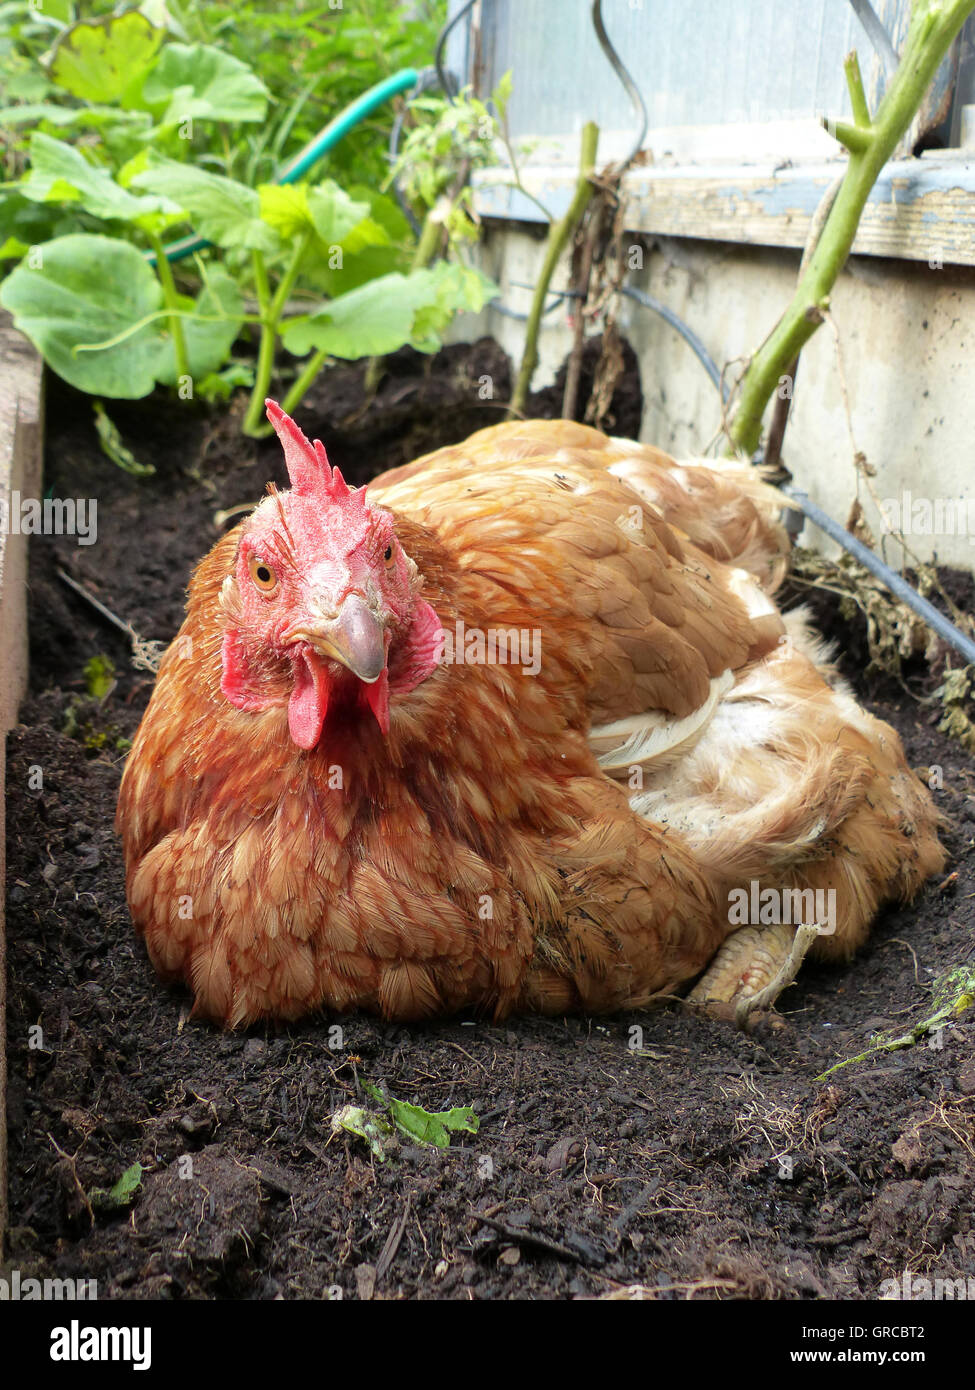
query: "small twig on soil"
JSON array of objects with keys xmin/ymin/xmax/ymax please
[
  {"xmin": 47, "ymin": 1132, "xmax": 95, "ymax": 1226},
  {"xmin": 57, "ymin": 567, "xmax": 166, "ymax": 674},
  {"xmin": 375, "ymin": 1196, "xmax": 411, "ymax": 1282},
  {"xmin": 879, "ymin": 936, "xmax": 922, "ymax": 986},
  {"xmin": 807, "ymin": 1225, "xmax": 867, "ymax": 1247},
  {"xmin": 471, "ymin": 1213, "xmax": 581, "ymax": 1264}
]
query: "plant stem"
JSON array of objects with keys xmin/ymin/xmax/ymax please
[
  {"xmin": 148, "ymin": 232, "xmax": 189, "ymax": 384},
  {"xmin": 243, "ymin": 231, "xmax": 312, "ymax": 437},
  {"xmin": 510, "ymin": 121, "xmax": 599, "ymax": 417},
  {"xmin": 411, "ymin": 204, "xmax": 443, "ymax": 271},
  {"xmin": 243, "ymin": 250, "xmax": 274, "ymax": 435},
  {"xmin": 728, "ymin": 0, "xmax": 975, "ymax": 457},
  {"xmin": 279, "ymin": 348, "xmax": 330, "ymax": 418}
]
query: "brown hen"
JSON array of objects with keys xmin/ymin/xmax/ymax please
[{"xmin": 116, "ymin": 408, "xmax": 944, "ymax": 1027}]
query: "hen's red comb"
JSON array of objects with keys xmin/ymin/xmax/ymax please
[{"xmin": 265, "ymin": 399, "xmax": 366, "ymax": 511}]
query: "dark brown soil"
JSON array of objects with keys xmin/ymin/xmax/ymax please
[{"xmin": 5, "ymin": 340, "xmax": 975, "ymax": 1302}]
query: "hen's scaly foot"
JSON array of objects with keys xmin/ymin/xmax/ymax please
[{"xmin": 688, "ymin": 921, "xmax": 822, "ymax": 1027}]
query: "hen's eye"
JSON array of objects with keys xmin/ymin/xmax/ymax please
[
  {"xmin": 248, "ymin": 555, "xmax": 278, "ymax": 593},
  {"xmin": 384, "ymin": 545, "xmax": 393, "ymax": 563}
]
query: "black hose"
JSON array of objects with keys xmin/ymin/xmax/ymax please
[
  {"xmin": 785, "ymin": 488, "xmax": 975, "ymax": 666},
  {"xmin": 435, "ymin": 0, "xmax": 477, "ymax": 102},
  {"xmin": 591, "ymin": 0, "xmax": 648, "ymax": 169},
  {"xmin": 621, "ymin": 285, "xmax": 725, "ymax": 395}
]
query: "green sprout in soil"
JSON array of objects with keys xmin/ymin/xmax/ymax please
[
  {"xmin": 89, "ymin": 1161, "xmax": 143, "ymax": 1212},
  {"xmin": 84, "ymin": 653, "xmax": 116, "ymax": 700},
  {"xmin": 331, "ymin": 1082, "xmax": 478, "ymax": 1163},
  {"xmin": 817, "ymin": 964, "xmax": 975, "ymax": 1080},
  {"xmin": 61, "ymin": 654, "xmax": 130, "ymax": 752}
]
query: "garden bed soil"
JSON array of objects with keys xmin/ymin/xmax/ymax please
[{"xmin": 4, "ymin": 340, "xmax": 975, "ymax": 1300}]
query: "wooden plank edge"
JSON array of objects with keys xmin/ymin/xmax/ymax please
[{"xmin": 0, "ymin": 311, "xmax": 45, "ymax": 1259}]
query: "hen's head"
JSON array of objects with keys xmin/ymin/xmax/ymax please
[{"xmin": 219, "ymin": 400, "xmax": 442, "ymax": 749}]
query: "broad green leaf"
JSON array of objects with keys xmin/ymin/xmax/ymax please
[
  {"xmin": 308, "ymin": 183, "xmax": 376, "ymax": 248},
  {"xmin": 348, "ymin": 186, "xmax": 412, "ymax": 244},
  {"xmin": 48, "ymin": 12, "xmax": 163, "ymax": 105},
  {"xmin": 35, "ymin": 0, "xmax": 73, "ymax": 22},
  {"xmin": 0, "ymin": 102, "xmax": 83, "ymax": 126},
  {"xmin": 280, "ymin": 273, "xmax": 418, "ymax": 359},
  {"xmin": 258, "ymin": 181, "xmax": 371, "ymax": 250},
  {"xmin": 0, "ymin": 235, "xmax": 246, "ymax": 397},
  {"xmin": 281, "ymin": 264, "xmax": 497, "ymax": 361},
  {"xmin": 257, "ymin": 184, "xmax": 312, "ymax": 242},
  {"xmin": 131, "ymin": 155, "xmax": 278, "ymax": 252},
  {"xmin": 2, "ymin": 70, "xmax": 56, "ymax": 103},
  {"xmin": 387, "ymin": 1099, "xmax": 479, "ymax": 1149},
  {"xmin": 142, "ymin": 42, "xmax": 268, "ymax": 125},
  {"xmin": 0, "ymin": 104, "xmax": 154, "ymax": 140},
  {"xmin": 20, "ymin": 132, "xmax": 178, "ymax": 225},
  {"xmin": 0, "ymin": 191, "xmax": 81, "ymax": 256},
  {"xmin": 0, "ymin": 235, "xmax": 167, "ymax": 396},
  {"xmin": 302, "ymin": 185, "xmax": 410, "ymax": 295}
]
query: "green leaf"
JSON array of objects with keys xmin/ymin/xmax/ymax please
[
  {"xmin": 20, "ymin": 132, "xmax": 178, "ymax": 225},
  {"xmin": 89, "ymin": 1161, "xmax": 143, "ymax": 1211},
  {"xmin": 0, "ymin": 234, "xmax": 168, "ymax": 397},
  {"xmin": 131, "ymin": 155, "xmax": 278, "ymax": 252},
  {"xmin": 307, "ymin": 183, "xmax": 376, "ymax": 249},
  {"xmin": 48, "ymin": 12, "xmax": 163, "ymax": 105},
  {"xmin": 258, "ymin": 181, "xmax": 370, "ymax": 250},
  {"xmin": 281, "ymin": 263, "xmax": 497, "ymax": 361},
  {"xmin": 35, "ymin": 0, "xmax": 73, "ymax": 23},
  {"xmin": 281, "ymin": 273, "xmax": 418, "ymax": 359},
  {"xmin": 330, "ymin": 1104, "xmax": 393, "ymax": 1162},
  {"xmin": 142, "ymin": 42, "xmax": 269, "ymax": 125},
  {"xmin": 0, "ymin": 102, "xmax": 86, "ymax": 126},
  {"xmin": 285, "ymin": 184, "xmax": 410, "ymax": 295},
  {"xmin": 1, "ymin": 236, "xmax": 246, "ymax": 397},
  {"xmin": 410, "ymin": 262, "xmax": 498, "ymax": 352},
  {"xmin": 195, "ymin": 359, "xmax": 253, "ymax": 405},
  {"xmin": 387, "ymin": 1099, "xmax": 479, "ymax": 1149},
  {"xmin": 0, "ymin": 191, "xmax": 80, "ymax": 257}
]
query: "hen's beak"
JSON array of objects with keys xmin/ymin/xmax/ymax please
[{"xmin": 289, "ymin": 593, "xmax": 386, "ymax": 683}]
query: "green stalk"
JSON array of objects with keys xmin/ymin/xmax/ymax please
[
  {"xmin": 279, "ymin": 347, "xmax": 329, "ymax": 418},
  {"xmin": 410, "ymin": 205, "xmax": 443, "ymax": 272},
  {"xmin": 243, "ymin": 250, "xmax": 274, "ymax": 435},
  {"xmin": 729, "ymin": 0, "xmax": 975, "ymax": 457},
  {"xmin": 148, "ymin": 232, "xmax": 189, "ymax": 385},
  {"xmin": 243, "ymin": 231, "xmax": 313, "ymax": 437},
  {"xmin": 510, "ymin": 121, "xmax": 599, "ymax": 417}
]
